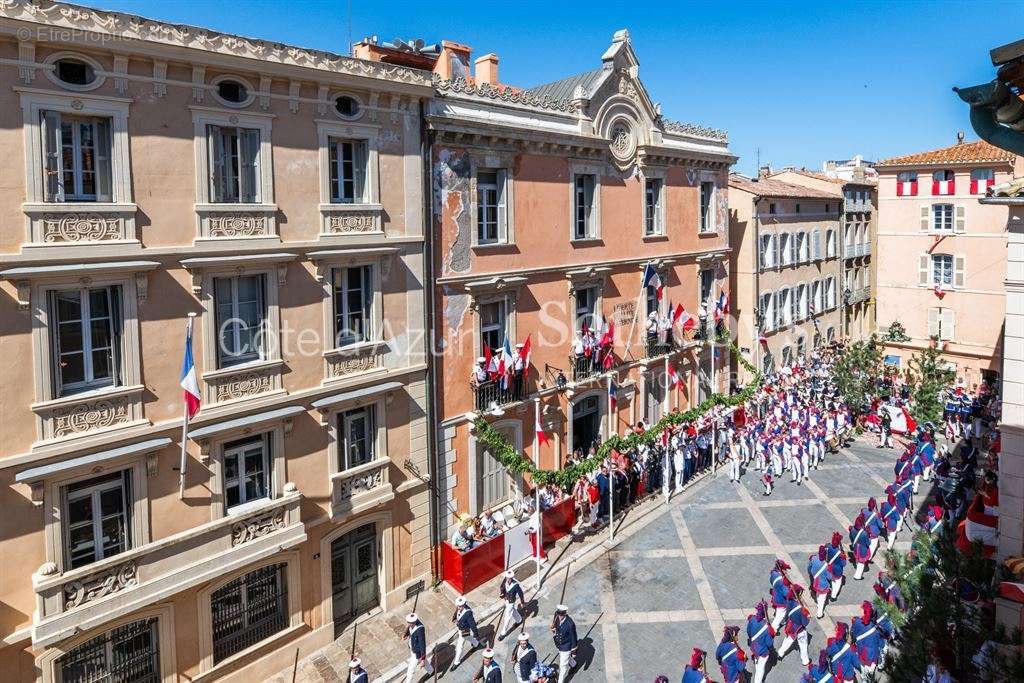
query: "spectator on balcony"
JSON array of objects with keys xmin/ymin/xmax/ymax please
[
  {"xmin": 471, "ymin": 357, "xmax": 489, "ymax": 387},
  {"xmin": 539, "ymin": 484, "xmax": 560, "ymax": 511},
  {"xmin": 451, "ymin": 521, "xmax": 475, "ymax": 552},
  {"xmin": 478, "ymin": 510, "xmax": 502, "ymax": 540}
]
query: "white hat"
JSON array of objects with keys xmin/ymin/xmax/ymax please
[
  {"xmin": 483, "ymin": 647, "xmax": 495, "ymax": 659},
  {"xmin": 477, "ymin": 356, "xmax": 486, "ymax": 363},
  {"xmin": 456, "ymin": 596, "xmax": 467, "ymax": 606},
  {"xmin": 349, "ymin": 658, "xmax": 361, "ymax": 669},
  {"xmin": 517, "ymin": 632, "xmax": 530, "ymax": 642},
  {"xmin": 556, "ymin": 604, "xmax": 569, "ymax": 613},
  {"xmin": 504, "ymin": 570, "xmax": 515, "ymax": 579},
  {"xmin": 406, "ymin": 613, "xmax": 418, "ymax": 623}
]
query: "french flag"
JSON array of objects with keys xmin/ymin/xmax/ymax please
[
  {"xmin": 714, "ymin": 291, "xmax": 729, "ymax": 323},
  {"xmin": 180, "ymin": 318, "xmax": 201, "ymax": 419},
  {"xmin": 642, "ymin": 263, "xmax": 664, "ymax": 300},
  {"xmin": 608, "ymin": 379, "xmax": 618, "ymax": 411},
  {"xmin": 497, "ymin": 337, "xmax": 515, "ymax": 389}
]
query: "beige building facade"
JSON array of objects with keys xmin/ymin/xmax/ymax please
[
  {"xmin": 729, "ymin": 174, "xmax": 844, "ymax": 383},
  {"xmin": 875, "ymin": 139, "xmax": 1020, "ymax": 388},
  {"xmin": 0, "ymin": 2, "xmax": 435, "ymax": 681}
]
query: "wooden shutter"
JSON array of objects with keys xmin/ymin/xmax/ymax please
[
  {"xmin": 953, "ymin": 255, "xmax": 965, "ymax": 288},
  {"xmin": 207, "ymin": 125, "xmax": 225, "ymax": 202},
  {"xmin": 353, "ymin": 140, "xmax": 368, "ymax": 203},
  {"xmin": 919, "ymin": 254, "xmax": 930, "ymax": 285},
  {"xmin": 812, "ymin": 230, "xmax": 822, "ymax": 260},
  {"xmin": 41, "ymin": 110, "xmax": 63, "ymax": 202},
  {"xmin": 94, "ymin": 118, "xmax": 113, "ymax": 202},
  {"xmin": 927, "ymin": 309, "xmax": 939, "ymax": 337},
  {"xmin": 496, "ymin": 169, "xmax": 509, "ymax": 242},
  {"xmin": 239, "ymin": 128, "xmax": 260, "ymax": 203},
  {"xmin": 954, "ymin": 205, "xmax": 966, "ymax": 233},
  {"xmin": 920, "ymin": 205, "xmax": 930, "ymax": 231},
  {"xmin": 328, "ymin": 141, "xmax": 340, "ymax": 201},
  {"xmin": 941, "ymin": 309, "xmax": 955, "ymax": 341}
]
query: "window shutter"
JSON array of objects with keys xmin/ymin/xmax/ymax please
[
  {"xmin": 207, "ymin": 125, "xmax": 225, "ymax": 203},
  {"xmin": 240, "ymin": 128, "xmax": 260, "ymax": 203},
  {"xmin": 585, "ymin": 176, "xmax": 595, "ymax": 235},
  {"xmin": 656, "ymin": 182, "xmax": 665, "ymax": 233},
  {"xmin": 954, "ymin": 205, "xmax": 966, "ymax": 233},
  {"xmin": 920, "ymin": 205, "xmax": 930, "ymax": 231},
  {"xmin": 94, "ymin": 119, "xmax": 113, "ymax": 202},
  {"xmin": 953, "ymin": 255, "xmax": 965, "ymax": 288},
  {"xmin": 496, "ymin": 169, "xmax": 509, "ymax": 242},
  {"xmin": 353, "ymin": 140, "xmax": 368, "ymax": 202},
  {"xmin": 942, "ymin": 309, "xmax": 955, "ymax": 341},
  {"xmin": 927, "ymin": 308, "xmax": 939, "ymax": 338},
  {"xmin": 813, "ymin": 230, "xmax": 822, "ymax": 260},
  {"xmin": 41, "ymin": 110, "xmax": 63, "ymax": 202},
  {"xmin": 328, "ymin": 141, "xmax": 340, "ymax": 201},
  {"xmin": 109, "ymin": 286, "xmax": 123, "ymax": 386},
  {"xmin": 918, "ymin": 254, "xmax": 929, "ymax": 285}
]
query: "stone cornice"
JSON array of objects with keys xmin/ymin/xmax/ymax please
[{"xmin": 0, "ymin": 0, "xmax": 431, "ymax": 87}]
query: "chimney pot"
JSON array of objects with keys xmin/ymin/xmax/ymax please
[
  {"xmin": 475, "ymin": 53, "xmax": 499, "ymax": 86},
  {"xmin": 957, "ymin": 130, "xmax": 965, "ymax": 144}
]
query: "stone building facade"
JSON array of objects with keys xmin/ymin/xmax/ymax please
[
  {"xmin": 728, "ymin": 174, "xmax": 844, "ymax": 383},
  {"xmin": 0, "ymin": 2, "xmax": 433, "ymax": 681}
]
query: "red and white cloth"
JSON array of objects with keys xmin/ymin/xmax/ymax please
[{"xmin": 896, "ymin": 180, "xmax": 918, "ymax": 196}]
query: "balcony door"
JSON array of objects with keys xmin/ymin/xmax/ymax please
[
  {"xmin": 572, "ymin": 394, "xmax": 603, "ymax": 453},
  {"xmin": 331, "ymin": 523, "xmax": 379, "ymax": 637}
]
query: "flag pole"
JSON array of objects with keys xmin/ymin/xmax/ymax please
[
  {"xmin": 534, "ymin": 398, "xmax": 543, "ymax": 584},
  {"xmin": 179, "ymin": 313, "xmax": 196, "ymax": 500},
  {"xmin": 606, "ymin": 373, "xmax": 614, "ymax": 544}
]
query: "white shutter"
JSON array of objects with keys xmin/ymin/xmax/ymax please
[
  {"xmin": 353, "ymin": 140, "xmax": 368, "ymax": 202},
  {"xmin": 921, "ymin": 205, "xmax": 931, "ymax": 231},
  {"xmin": 927, "ymin": 309, "xmax": 939, "ymax": 338},
  {"xmin": 919, "ymin": 254, "xmax": 930, "ymax": 286},
  {"xmin": 95, "ymin": 118, "xmax": 113, "ymax": 202},
  {"xmin": 496, "ymin": 169, "xmax": 509, "ymax": 242},
  {"xmin": 942, "ymin": 309, "xmax": 955, "ymax": 341},
  {"xmin": 953, "ymin": 255, "xmax": 965, "ymax": 288},
  {"xmin": 813, "ymin": 230, "xmax": 822, "ymax": 260},
  {"xmin": 207, "ymin": 124, "xmax": 225, "ymax": 202},
  {"xmin": 41, "ymin": 110, "xmax": 63, "ymax": 202},
  {"xmin": 239, "ymin": 128, "xmax": 260, "ymax": 203},
  {"xmin": 954, "ymin": 205, "xmax": 966, "ymax": 233}
]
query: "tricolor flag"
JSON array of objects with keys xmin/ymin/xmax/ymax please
[
  {"xmin": 642, "ymin": 263, "xmax": 664, "ymax": 300},
  {"xmin": 497, "ymin": 336, "xmax": 515, "ymax": 389},
  {"xmin": 483, "ymin": 343, "xmax": 497, "ymax": 379},
  {"xmin": 180, "ymin": 318, "xmax": 201, "ymax": 419},
  {"xmin": 608, "ymin": 379, "xmax": 618, "ymax": 411},
  {"xmin": 713, "ymin": 290, "xmax": 729, "ymax": 323}
]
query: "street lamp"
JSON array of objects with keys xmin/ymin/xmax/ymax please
[
  {"xmin": 544, "ymin": 363, "xmax": 568, "ymax": 391},
  {"xmin": 843, "ymin": 287, "xmax": 852, "ymax": 305}
]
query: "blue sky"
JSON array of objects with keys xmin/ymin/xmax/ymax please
[{"xmin": 88, "ymin": 0, "xmax": 1023, "ymax": 173}]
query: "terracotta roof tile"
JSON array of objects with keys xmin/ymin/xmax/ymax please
[
  {"xmin": 728, "ymin": 173, "xmax": 842, "ymax": 199},
  {"xmin": 878, "ymin": 140, "xmax": 1015, "ymax": 167},
  {"xmin": 777, "ymin": 168, "xmax": 877, "ymax": 187}
]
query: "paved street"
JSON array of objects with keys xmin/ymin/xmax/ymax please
[{"xmin": 425, "ymin": 436, "xmax": 920, "ymax": 683}]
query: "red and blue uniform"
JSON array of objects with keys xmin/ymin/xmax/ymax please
[
  {"xmin": 826, "ymin": 626, "xmax": 860, "ymax": 681},
  {"xmin": 852, "ymin": 604, "xmax": 884, "ymax": 666},
  {"xmin": 769, "ymin": 568, "xmax": 789, "ymax": 608},
  {"xmin": 808, "ymin": 552, "xmax": 831, "ymax": 596},
  {"xmin": 861, "ymin": 501, "xmax": 883, "ymax": 539},
  {"xmin": 849, "ymin": 521, "xmax": 871, "ymax": 564},
  {"xmin": 827, "ymin": 535, "xmax": 847, "ymax": 579},
  {"xmin": 880, "ymin": 495, "xmax": 900, "ymax": 534},
  {"xmin": 746, "ymin": 611, "xmax": 774, "ymax": 658},
  {"xmin": 680, "ymin": 666, "xmax": 709, "ymax": 683},
  {"xmin": 715, "ymin": 630, "xmax": 747, "ymax": 683},
  {"xmin": 895, "ymin": 478, "xmax": 913, "ymax": 511},
  {"xmin": 782, "ymin": 595, "xmax": 809, "ymax": 637}
]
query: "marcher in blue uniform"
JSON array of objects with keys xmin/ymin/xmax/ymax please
[
  {"xmin": 777, "ymin": 584, "xmax": 810, "ymax": 666},
  {"xmin": 769, "ymin": 559, "xmax": 792, "ymax": 630},
  {"xmin": 681, "ymin": 648, "xmax": 711, "ymax": 683},
  {"xmin": 860, "ymin": 497, "xmax": 884, "ymax": 560},
  {"xmin": 851, "ymin": 601, "xmax": 884, "ymax": 675},
  {"xmin": 826, "ymin": 622, "xmax": 860, "ymax": 682},
  {"xmin": 922, "ymin": 504, "xmax": 944, "ymax": 534},
  {"xmin": 849, "ymin": 515, "xmax": 871, "ymax": 580},
  {"xmin": 475, "ymin": 648, "xmax": 502, "ymax": 682},
  {"xmin": 802, "ymin": 650, "xmax": 834, "ymax": 683},
  {"xmin": 808, "ymin": 545, "xmax": 832, "ymax": 618},
  {"xmin": 402, "ymin": 613, "xmax": 434, "ymax": 683},
  {"xmin": 498, "ymin": 571, "xmax": 525, "ymax": 640},
  {"xmin": 894, "ymin": 477, "xmax": 914, "ymax": 530},
  {"xmin": 451, "ymin": 596, "xmax": 480, "ymax": 669},
  {"xmin": 826, "ymin": 531, "xmax": 847, "ymax": 600},
  {"xmin": 746, "ymin": 601, "xmax": 775, "ymax": 683},
  {"xmin": 551, "ymin": 605, "xmax": 577, "ymax": 683},
  {"xmin": 509, "ymin": 632, "xmax": 537, "ymax": 683},
  {"xmin": 881, "ymin": 492, "xmax": 901, "ymax": 550},
  {"xmin": 715, "ymin": 625, "xmax": 747, "ymax": 683},
  {"xmin": 347, "ymin": 658, "xmax": 368, "ymax": 683}
]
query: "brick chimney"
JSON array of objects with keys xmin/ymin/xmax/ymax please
[
  {"xmin": 475, "ymin": 53, "xmax": 499, "ymax": 86},
  {"xmin": 435, "ymin": 40, "xmax": 472, "ymax": 80}
]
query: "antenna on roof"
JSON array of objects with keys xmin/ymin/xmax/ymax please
[
  {"xmin": 755, "ymin": 147, "xmax": 761, "ymax": 178},
  {"xmin": 347, "ymin": 0, "xmax": 353, "ymax": 55}
]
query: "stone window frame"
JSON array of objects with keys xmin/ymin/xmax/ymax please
[
  {"xmin": 317, "ymin": 511, "xmax": 394, "ymax": 632},
  {"xmin": 568, "ymin": 159, "xmax": 603, "ymax": 242},
  {"xmin": 209, "ymin": 74, "xmax": 257, "ymax": 109},
  {"xmin": 29, "ymin": 269, "xmax": 148, "ymax": 444},
  {"xmin": 642, "ymin": 368, "xmax": 668, "ymax": 425},
  {"xmin": 329, "ymin": 91, "xmax": 366, "ymax": 122},
  {"xmin": 40, "ymin": 451, "xmax": 151, "ymax": 574},
  {"xmin": 467, "ymin": 418, "xmax": 523, "ymax": 516},
  {"xmin": 566, "ymin": 268, "xmax": 609, "ymax": 336},
  {"xmin": 324, "ymin": 394, "xmax": 390, "ymax": 479},
  {"xmin": 566, "ymin": 389, "xmax": 609, "ymax": 455},
  {"xmin": 465, "ymin": 279, "xmax": 523, "ymax": 360},
  {"xmin": 42, "ymin": 51, "xmax": 107, "ymax": 93},
  {"xmin": 19, "ymin": 88, "xmax": 136, "ymax": 245},
  {"xmin": 196, "ymin": 551, "xmax": 303, "ymax": 676},
  {"xmin": 698, "ymin": 179, "xmax": 717, "ymax": 235},
  {"xmin": 468, "ymin": 150, "xmax": 516, "ymax": 247},
  {"xmin": 38, "ymin": 605, "xmax": 176, "ymax": 683},
  {"xmin": 200, "ymin": 422, "xmax": 288, "ymax": 521},
  {"xmin": 316, "ymin": 119, "xmax": 384, "ymax": 237},
  {"xmin": 642, "ymin": 167, "xmax": 667, "ymax": 238}
]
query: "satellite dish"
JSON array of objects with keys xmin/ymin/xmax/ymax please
[
  {"xmin": 411, "ymin": 38, "xmax": 425, "ymax": 50},
  {"xmin": 392, "ymin": 38, "xmax": 409, "ymax": 51}
]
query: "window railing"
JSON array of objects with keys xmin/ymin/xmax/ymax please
[
  {"xmin": 474, "ymin": 374, "xmax": 525, "ymax": 411},
  {"xmin": 330, "ymin": 458, "xmax": 391, "ymax": 519},
  {"xmin": 645, "ymin": 334, "xmax": 676, "ymax": 358},
  {"xmin": 570, "ymin": 354, "xmax": 599, "ymax": 382}
]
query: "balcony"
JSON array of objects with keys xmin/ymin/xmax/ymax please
[
  {"xmin": 31, "ymin": 486, "xmax": 305, "ymax": 646},
  {"xmin": 473, "ymin": 374, "xmax": 525, "ymax": 411},
  {"xmin": 645, "ymin": 334, "xmax": 676, "ymax": 358},
  {"xmin": 843, "ymin": 199, "xmax": 872, "ymax": 213},
  {"xmin": 330, "ymin": 458, "xmax": 394, "ymax": 519},
  {"xmin": 846, "ymin": 287, "xmax": 870, "ymax": 305},
  {"xmin": 571, "ymin": 354, "xmax": 600, "ymax": 382}
]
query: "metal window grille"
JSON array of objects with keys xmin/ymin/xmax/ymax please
[
  {"xmin": 210, "ymin": 563, "xmax": 288, "ymax": 664},
  {"xmin": 58, "ymin": 617, "xmax": 160, "ymax": 683}
]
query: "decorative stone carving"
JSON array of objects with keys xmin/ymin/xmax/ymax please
[
  {"xmin": 662, "ymin": 119, "xmax": 728, "ymax": 142},
  {"xmin": 231, "ymin": 506, "xmax": 286, "ymax": 546},
  {"xmin": 335, "ymin": 464, "xmax": 385, "ymax": 502},
  {"xmin": 328, "ymin": 353, "xmax": 378, "ymax": 378},
  {"xmin": 213, "ymin": 370, "xmax": 272, "ymax": 402},
  {"xmin": 40, "ymin": 213, "xmax": 122, "ymax": 242},
  {"xmin": 326, "ymin": 213, "xmax": 378, "ymax": 234},
  {"xmin": 52, "ymin": 395, "xmax": 131, "ymax": 438},
  {"xmin": 63, "ymin": 561, "xmax": 138, "ymax": 609},
  {"xmin": 609, "ymin": 121, "xmax": 635, "ymax": 165},
  {"xmin": 208, "ymin": 214, "xmax": 269, "ymax": 237}
]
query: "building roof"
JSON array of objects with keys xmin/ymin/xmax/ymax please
[
  {"xmin": 877, "ymin": 139, "xmax": 1015, "ymax": 167},
  {"xmin": 775, "ymin": 168, "xmax": 877, "ymax": 187},
  {"xmin": 728, "ymin": 173, "xmax": 842, "ymax": 199},
  {"xmin": 526, "ymin": 68, "xmax": 605, "ymax": 101}
]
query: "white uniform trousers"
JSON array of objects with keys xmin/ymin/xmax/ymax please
[
  {"xmin": 403, "ymin": 653, "xmax": 433, "ymax": 683},
  {"xmin": 830, "ymin": 575, "xmax": 843, "ymax": 600},
  {"xmin": 799, "ymin": 453, "xmax": 810, "ymax": 479},
  {"xmin": 815, "ymin": 591, "xmax": 828, "ymax": 618},
  {"xmin": 500, "ymin": 602, "xmax": 522, "ymax": 636},
  {"xmin": 675, "ymin": 465, "xmax": 685, "ymax": 490},
  {"xmin": 771, "ymin": 605, "xmax": 787, "ymax": 631},
  {"xmin": 452, "ymin": 631, "xmax": 478, "ymax": 665},
  {"xmin": 778, "ymin": 629, "xmax": 809, "ymax": 665},
  {"xmin": 557, "ymin": 649, "xmax": 577, "ymax": 683},
  {"xmin": 729, "ymin": 457, "xmax": 741, "ymax": 481},
  {"xmin": 869, "ymin": 536, "xmax": 879, "ymax": 559},
  {"xmin": 887, "ymin": 527, "xmax": 898, "ymax": 549},
  {"xmin": 752, "ymin": 654, "xmax": 769, "ymax": 683},
  {"xmin": 854, "ymin": 561, "xmax": 866, "ymax": 580}
]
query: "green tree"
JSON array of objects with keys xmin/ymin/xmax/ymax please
[
  {"xmin": 832, "ymin": 335, "xmax": 883, "ymax": 415},
  {"xmin": 908, "ymin": 344, "xmax": 955, "ymax": 426}
]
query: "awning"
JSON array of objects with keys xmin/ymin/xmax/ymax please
[
  {"xmin": 16, "ymin": 437, "xmax": 172, "ymax": 483},
  {"xmin": 311, "ymin": 381, "xmax": 404, "ymax": 411},
  {"xmin": 187, "ymin": 405, "xmax": 306, "ymax": 441}
]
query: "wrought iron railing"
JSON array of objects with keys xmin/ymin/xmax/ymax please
[{"xmin": 473, "ymin": 375, "xmax": 524, "ymax": 410}]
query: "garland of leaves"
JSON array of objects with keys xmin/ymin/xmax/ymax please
[{"xmin": 472, "ymin": 335, "xmax": 762, "ymax": 489}]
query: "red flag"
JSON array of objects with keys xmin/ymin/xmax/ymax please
[
  {"xmin": 483, "ymin": 344, "xmax": 496, "ymax": 380},
  {"xmin": 518, "ymin": 333, "xmax": 532, "ymax": 370},
  {"xmin": 535, "ymin": 406, "xmax": 550, "ymax": 446},
  {"xmin": 600, "ymin": 320, "xmax": 615, "ymax": 348},
  {"xmin": 672, "ymin": 303, "xmax": 684, "ymax": 325},
  {"xmin": 679, "ymin": 307, "xmax": 697, "ymax": 332}
]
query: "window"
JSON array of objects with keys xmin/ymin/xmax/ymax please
[
  {"xmin": 931, "ymin": 203, "xmax": 954, "ymax": 232},
  {"xmin": 644, "ymin": 178, "xmax": 664, "ymax": 235},
  {"xmin": 41, "ymin": 111, "xmax": 113, "ymax": 202},
  {"xmin": 54, "ymin": 58, "xmax": 96, "ymax": 87},
  {"xmin": 781, "ymin": 346, "xmax": 793, "ymax": 367},
  {"xmin": 223, "ymin": 435, "xmax": 271, "ymax": 512},
  {"xmin": 50, "ymin": 285, "xmax": 122, "ymax": 396},
  {"xmin": 920, "ymin": 253, "xmax": 964, "ymax": 288},
  {"xmin": 332, "ymin": 265, "xmax": 373, "ymax": 347},
  {"xmin": 796, "ymin": 336, "xmax": 806, "ymax": 358},
  {"xmin": 789, "ymin": 232, "xmax": 799, "ymax": 264},
  {"xmin": 646, "ymin": 285, "xmax": 659, "ymax": 317},
  {"xmin": 928, "ymin": 308, "xmax": 955, "ymax": 341},
  {"xmin": 812, "ymin": 280, "xmax": 822, "ymax": 314},
  {"xmin": 210, "ymin": 563, "xmax": 289, "ymax": 665},
  {"xmin": 932, "ymin": 254, "xmax": 953, "ymax": 286},
  {"xmin": 573, "ymin": 174, "xmax": 597, "ymax": 239},
  {"xmin": 63, "ymin": 471, "xmax": 131, "ymax": 570},
  {"xmin": 897, "ymin": 170, "xmax": 919, "ymax": 196},
  {"xmin": 58, "ymin": 618, "xmax": 160, "ymax": 683},
  {"xmin": 328, "ymin": 138, "xmax": 368, "ymax": 203},
  {"xmin": 796, "ymin": 284, "xmax": 807, "ymax": 320},
  {"xmin": 825, "ymin": 203, "xmax": 831, "ymax": 213},
  {"xmin": 790, "ymin": 286, "xmax": 800, "ymax": 322},
  {"xmin": 778, "ymin": 288, "xmax": 791, "ymax": 326},
  {"xmin": 798, "ymin": 232, "xmax": 809, "ymax": 262},
  {"xmin": 334, "ymin": 95, "xmax": 360, "ymax": 119},
  {"xmin": 699, "ymin": 269, "xmax": 715, "ymax": 305},
  {"xmin": 780, "ymin": 234, "xmax": 792, "ymax": 266},
  {"xmin": 479, "ymin": 300, "xmax": 507, "ymax": 353},
  {"xmin": 971, "ymin": 168, "xmax": 994, "ymax": 194},
  {"xmin": 216, "ymin": 80, "xmax": 249, "ymax": 105},
  {"xmin": 213, "ymin": 274, "xmax": 267, "ymax": 368},
  {"xmin": 339, "ymin": 405, "xmax": 376, "ymax": 471},
  {"xmin": 478, "ymin": 427, "xmax": 515, "ymax": 511},
  {"xmin": 207, "ymin": 125, "xmax": 261, "ymax": 203},
  {"xmin": 795, "ymin": 203, "xmax": 801, "ymax": 214},
  {"xmin": 826, "ymin": 229, "xmax": 836, "ymax": 257},
  {"xmin": 759, "ymin": 234, "xmax": 774, "ymax": 269},
  {"xmin": 760, "ymin": 291, "xmax": 774, "ymax": 331},
  {"xmin": 699, "ymin": 181, "xmax": 715, "ymax": 232},
  {"xmin": 811, "ymin": 229, "xmax": 822, "ymax": 260},
  {"xmin": 575, "ymin": 286, "xmax": 598, "ymax": 332},
  {"xmin": 768, "ymin": 202, "xmax": 777, "ymax": 215},
  {"xmin": 932, "ymin": 169, "xmax": 955, "ymax": 195},
  {"xmin": 476, "ymin": 169, "xmax": 508, "ymax": 244}
]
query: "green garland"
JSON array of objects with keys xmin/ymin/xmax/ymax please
[{"xmin": 472, "ymin": 336, "xmax": 762, "ymax": 489}]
